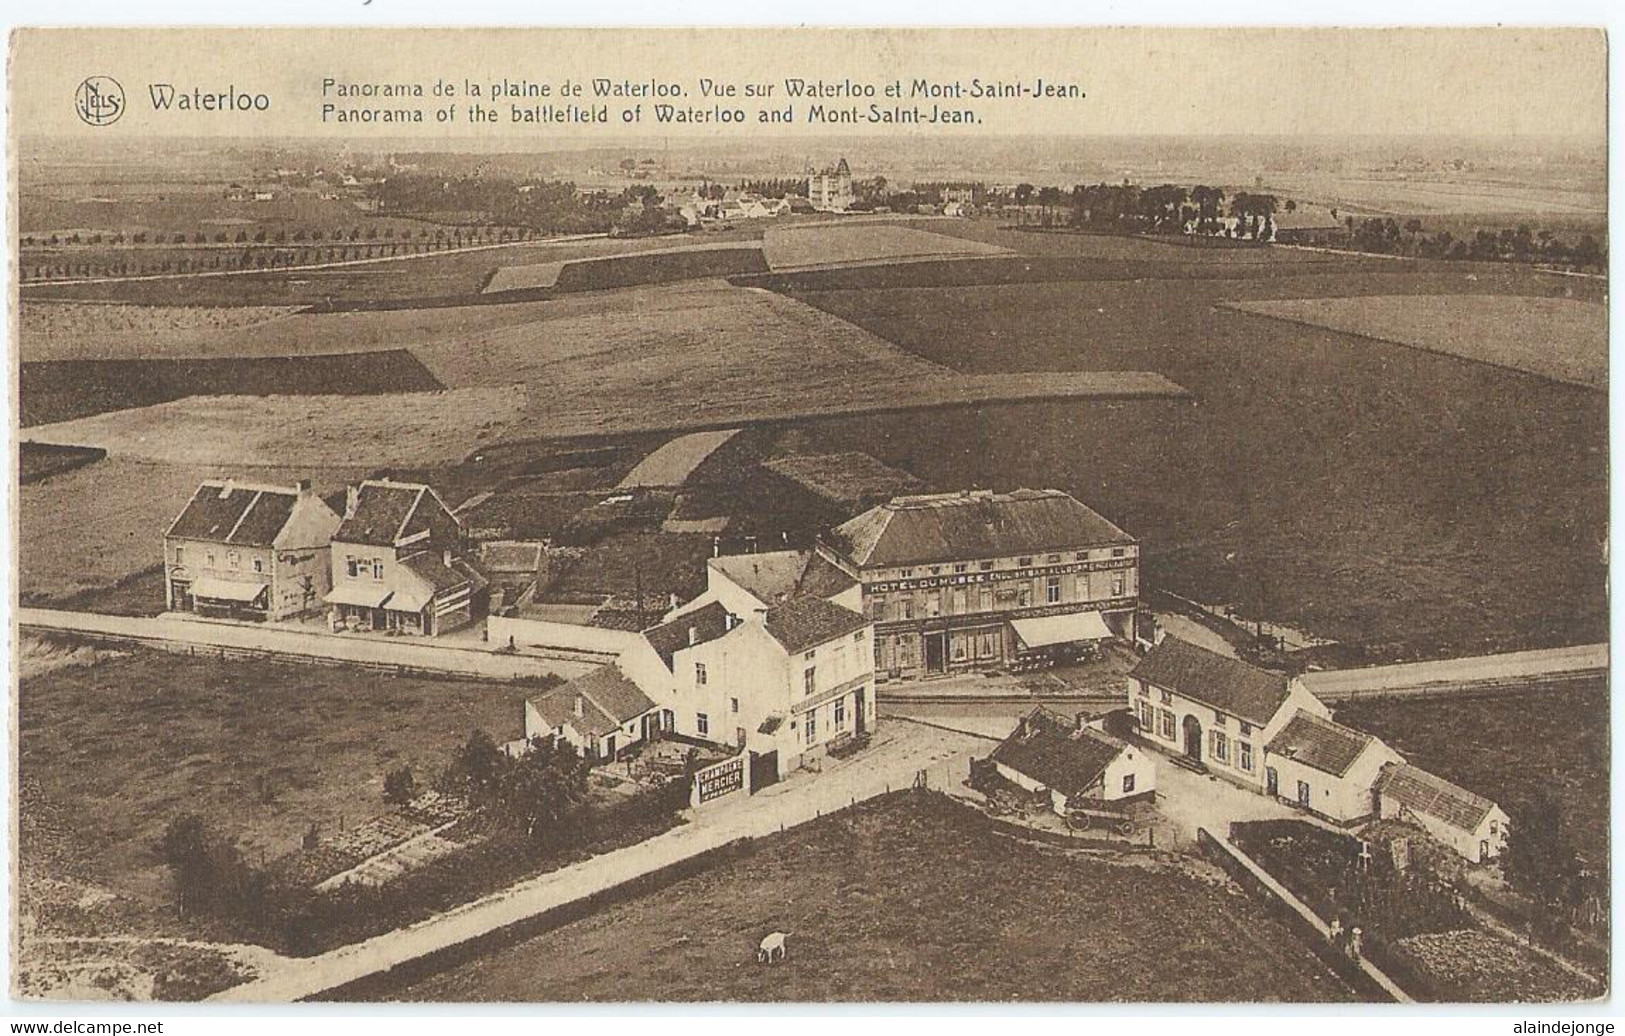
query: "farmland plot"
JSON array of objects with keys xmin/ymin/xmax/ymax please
[
  {"xmin": 1226, "ymin": 295, "xmax": 1607, "ymax": 389},
  {"xmin": 395, "ymin": 793, "xmax": 1358, "ymax": 1003},
  {"xmin": 763, "ymin": 221, "xmax": 1013, "ymax": 270}
]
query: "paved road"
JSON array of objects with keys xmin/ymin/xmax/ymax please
[
  {"xmin": 212, "ymin": 720, "xmax": 979, "ymax": 1002},
  {"xmin": 1299, "ymin": 643, "xmax": 1608, "ymax": 701},
  {"xmin": 17, "ymin": 608, "xmax": 594, "ymax": 682}
]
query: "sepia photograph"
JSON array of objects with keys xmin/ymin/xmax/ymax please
[{"xmin": 5, "ymin": 25, "xmax": 1611, "ymax": 1008}]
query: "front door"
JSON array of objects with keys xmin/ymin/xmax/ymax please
[
  {"xmin": 1182, "ymin": 715, "xmax": 1203, "ymax": 761},
  {"xmin": 925, "ymin": 632, "xmax": 947, "ymax": 673},
  {"xmin": 1265, "ymin": 766, "xmax": 1279, "ymax": 797},
  {"xmin": 854, "ymin": 687, "xmax": 867, "ymax": 736}
]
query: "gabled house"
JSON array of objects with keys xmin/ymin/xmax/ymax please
[
  {"xmin": 1377, "ymin": 764, "xmax": 1511, "ymax": 863},
  {"xmin": 1265, "ymin": 710, "xmax": 1404, "ymax": 825},
  {"xmin": 1127, "ymin": 635, "xmax": 1328, "ymax": 790},
  {"xmin": 165, "ymin": 478, "xmax": 341, "ymax": 622},
  {"xmin": 525, "ymin": 663, "xmax": 665, "ymax": 761},
  {"xmin": 325, "ymin": 479, "xmax": 485, "ymax": 636},
  {"xmin": 669, "ymin": 549, "xmax": 862, "ymax": 622},
  {"xmin": 991, "ymin": 707, "xmax": 1155, "ymax": 814}
]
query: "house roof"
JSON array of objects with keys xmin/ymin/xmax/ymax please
[
  {"xmin": 401, "ymin": 550, "xmax": 473, "ymax": 594},
  {"xmin": 335, "ymin": 480, "xmax": 455, "ymax": 547},
  {"xmin": 761, "ymin": 451, "xmax": 925, "ymax": 509},
  {"xmin": 478, "ymin": 540, "xmax": 545, "ymax": 574},
  {"xmin": 1376, "ymin": 764, "xmax": 1500, "ymax": 833},
  {"xmin": 990, "ymin": 707, "xmax": 1126, "ymax": 799},
  {"xmin": 529, "ymin": 665, "xmax": 657, "ymax": 739},
  {"xmin": 1129, "ymin": 636, "xmax": 1292, "ymax": 726},
  {"xmin": 1267, "ymin": 710, "xmax": 1379, "ymax": 777},
  {"xmin": 709, "ymin": 550, "xmax": 858, "ymax": 606},
  {"xmin": 642, "ymin": 602, "xmax": 734, "ymax": 671},
  {"xmin": 762, "ymin": 596, "xmax": 867, "ymax": 655},
  {"xmin": 167, "ymin": 480, "xmax": 304, "ymax": 547},
  {"xmin": 828, "ymin": 489, "xmax": 1133, "ymax": 569}
]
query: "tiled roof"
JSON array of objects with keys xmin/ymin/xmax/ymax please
[
  {"xmin": 642, "ymin": 602, "xmax": 734, "ymax": 671},
  {"xmin": 711, "ymin": 550, "xmax": 859, "ymax": 606},
  {"xmin": 798, "ymin": 553, "xmax": 859, "ymax": 599},
  {"xmin": 829, "ymin": 489, "xmax": 1133, "ymax": 569},
  {"xmin": 990, "ymin": 708, "xmax": 1126, "ymax": 799},
  {"xmin": 1129, "ymin": 636, "xmax": 1291, "ymax": 726},
  {"xmin": 529, "ymin": 665, "xmax": 657, "ymax": 739},
  {"xmin": 478, "ymin": 540, "xmax": 545, "ymax": 574},
  {"xmin": 1376, "ymin": 763, "xmax": 1499, "ymax": 833},
  {"xmin": 168, "ymin": 480, "xmax": 301, "ymax": 547},
  {"xmin": 1266, "ymin": 710, "xmax": 1377, "ymax": 777},
  {"xmin": 761, "ymin": 451, "xmax": 925, "ymax": 509},
  {"xmin": 401, "ymin": 551, "xmax": 472, "ymax": 594},
  {"xmin": 763, "ymin": 595, "xmax": 867, "ymax": 655},
  {"xmin": 336, "ymin": 481, "xmax": 426, "ymax": 546}
]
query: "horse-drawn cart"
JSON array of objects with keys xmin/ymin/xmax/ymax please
[{"xmin": 1064, "ymin": 804, "xmax": 1137, "ymax": 836}]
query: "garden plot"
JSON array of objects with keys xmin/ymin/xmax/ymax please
[
  {"xmin": 1225, "ymin": 295, "xmax": 1606, "ymax": 390},
  {"xmin": 763, "ymin": 221, "xmax": 1014, "ymax": 270},
  {"xmin": 22, "ymin": 385, "xmax": 527, "ymax": 468}
]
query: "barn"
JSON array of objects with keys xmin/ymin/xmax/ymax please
[
  {"xmin": 1264, "ymin": 710, "xmax": 1404, "ymax": 825},
  {"xmin": 1376, "ymin": 763, "xmax": 1511, "ymax": 863}
]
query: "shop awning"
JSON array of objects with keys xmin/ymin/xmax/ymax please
[
  {"xmin": 1011, "ymin": 611, "xmax": 1114, "ymax": 649},
  {"xmin": 324, "ymin": 584, "xmax": 392, "ymax": 609},
  {"xmin": 190, "ymin": 577, "xmax": 268, "ymax": 604},
  {"xmin": 388, "ymin": 586, "xmax": 433, "ymax": 614}
]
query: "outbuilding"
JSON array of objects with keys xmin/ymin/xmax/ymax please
[
  {"xmin": 1376, "ymin": 763, "xmax": 1511, "ymax": 863},
  {"xmin": 1265, "ymin": 709, "xmax": 1404, "ymax": 825},
  {"xmin": 990, "ymin": 707, "xmax": 1155, "ymax": 814}
]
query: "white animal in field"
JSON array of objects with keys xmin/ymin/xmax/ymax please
[{"xmin": 757, "ymin": 931, "xmax": 788, "ymax": 964}]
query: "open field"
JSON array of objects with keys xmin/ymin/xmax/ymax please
[
  {"xmin": 785, "ymin": 255, "xmax": 1607, "ymax": 655},
  {"xmin": 1226, "ymin": 295, "xmax": 1607, "ymax": 390},
  {"xmin": 763, "ymin": 221, "xmax": 1014, "ymax": 270},
  {"xmin": 394, "ymin": 792, "xmax": 1358, "ymax": 1003},
  {"xmin": 19, "ymin": 442, "xmax": 106, "ymax": 484},
  {"xmin": 486, "ymin": 242, "xmax": 768, "ymax": 295},
  {"xmin": 17, "ymin": 458, "xmax": 370, "ymax": 601},
  {"xmin": 20, "ymin": 350, "xmax": 445, "ymax": 427},
  {"xmin": 24, "ymin": 386, "xmax": 525, "ymax": 467},
  {"xmin": 16, "ymin": 642, "xmax": 545, "ymax": 914},
  {"xmin": 1333, "ymin": 679, "xmax": 1609, "ymax": 869}
]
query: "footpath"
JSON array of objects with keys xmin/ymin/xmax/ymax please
[
  {"xmin": 1298, "ymin": 643, "xmax": 1608, "ymax": 702},
  {"xmin": 17, "ymin": 608, "xmax": 595, "ymax": 682},
  {"xmin": 212, "ymin": 719, "xmax": 979, "ymax": 1002}
]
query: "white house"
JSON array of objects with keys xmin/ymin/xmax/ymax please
[
  {"xmin": 1377, "ymin": 763, "xmax": 1512, "ymax": 863},
  {"xmin": 1127, "ymin": 635, "xmax": 1328, "ymax": 792},
  {"xmin": 524, "ymin": 663, "xmax": 666, "ymax": 762},
  {"xmin": 1265, "ymin": 709, "xmax": 1404, "ymax": 825},
  {"xmin": 670, "ymin": 549, "xmax": 862, "ymax": 621},
  {"xmin": 991, "ymin": 707, "xmax": 1155, "ymax": 815}
]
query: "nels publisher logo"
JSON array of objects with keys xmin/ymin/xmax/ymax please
[{"xmin": 75, "ymin": 75, "xmax": 125, "ymax": 126}]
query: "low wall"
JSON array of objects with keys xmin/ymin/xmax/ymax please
[{"xmin": 488, "ymin": 613, "xmax": 636, "ymax": 659}]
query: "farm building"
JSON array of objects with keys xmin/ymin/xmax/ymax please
[
  {"xmin": 819, "ymin": 489, "xmax": 1140, "ymax": 681},
  {"xmin": 325, "ymin": 479, "xmax": 487, "ymax": 636},
  {"xmin": 477, "ymin": 539, "xmax": 547, "ymax": 612},
  {"xmin": 1264, "ymin": 710, "xmax": 1404, "ymax": 825},
  {"xmin": 164, "ymin": 478, "xmax": 341, "ymax": 622},
  {"xmin": 1269, "ymin": 208, "xmax": 1350, "ymax": 246},
  {"xmin": 1127, "ymin": 635, "xmax": 1329, "ymax": 791},
  {"xmin": 1376, "ymin": 764, "xmax": 1511, "ymax": 863},
  {"xmin": 991, "ymin": 707, "xmax": 1155, "ymax": 814},
  {"xmin": 524, "ymin": 664, "xmax": 666, "ymax": 762}
]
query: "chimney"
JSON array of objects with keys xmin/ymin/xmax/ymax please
[
  {"xmin": 345, "ymin": 484, "xmax": 359, "ymax": 516},
  {"xmin": 443, "ymin": 549, "xmax": 454, "ymax": 568},
  {"xmin": 218, "ymin": 478, "xmax": 235, "ymax": 499},
  {"xmin": 574, "ymin": 696, "xmax": 585, "ymax": 717},
  {"xmin": 669, "ymin": 592, "xmax": 679, "ymax": 610},
  {"xmin": 295, "ymin": 478, "xmax": 312, "ymax": 495}
]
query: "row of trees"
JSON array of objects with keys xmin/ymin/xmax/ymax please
[
  {"xmin": 23, "ymin": 224, "xmax": 542, "ymax": 249},
  {"xmin": 1341, "ymin": 216, "xmax": 1605, "ymax": 271}
]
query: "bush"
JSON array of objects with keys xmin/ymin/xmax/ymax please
[{"xmin": 383, "ymin": 765, "xmax": 417, "ymax": 806}]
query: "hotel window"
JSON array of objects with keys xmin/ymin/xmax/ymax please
[
  {"xmin": 901, "ymin": 568, "xmax": 914, "ymax": 578},
  {"xmin": 1075, "ymin": 551, "xmax": 1088, "ymax": 561},
  {"xmin": 979, "ymin": 632, "xmax": 998, "ymax": 659},
  {"xmin": 1211, "ymin": 730, "xmax": 1229, "ymax": 764},
  {"xmin": 252, "ymin": 557, "xmax": 264, "ymax": 574},
  {"xmin": 806, "ymin": 711, "xmax": 818, "ymax": 744},
  {"xmin": 804, "ymin": 667, "xmax": 817, "ymax": 695},
  {"xmin": 1018, "ymin": 557, "xmax": 1033, "ymax": 567},
  {"xmin": 867, "ymin": 595, "xmax": 885, "ymax": 620},
  {"xmin": 926, "ymin": 591, "xmax": 941, "ymax": 617},
  {"xmin": 1046, "ymin": 576, "xmax": 1062, "ymax": 604},
  {"xmin": 1112, "ymin": 573, "xmax": 1126, "ymax": 597},
  {"xmin": 1158, "ymin": 709, "xmax": 1176, "ymax": 740},
  {"xmin": 697, "ymin": 713, "xmax": 710, "ymax": 736},
  {"xmin": 1213, "ymin": 710, "xmax": 1226, "ymax": 726},
  {"xmin": 227, "ymin": 551, "xmax": 240, "ymax": 569},
  {"xmin": 900, "ymin": 599, "xmax": 915, "ymax": 620},
  {"xmin": 1017, "ymin": 587, "xmax": 1031, "ymax": 608},
  {"xmin": 834, "ymin": 699, "xmax": 846, "ymax": 729},
  {"xmin": 373, "ymin": 559, "xmax": 385, "ymax": 580},
  {"xmin": 346, "ymin": 556, "xmax": 358, "ymax": 578},
  {"xmin": 951, "ymin": 637, "xmax": 967, "ymax": 662},
  {"xmin": 1240, "ymin": 721, "xmax": 1253, "ymax": 736},
  {"xmin": 1159, "ymin": 689, "xmax": 1172, "ymax": 705},
  {"xmin": 1046, "ymin": 554, "xmax": 1060, "ymax": 564},
  {"xmin": 730, "ymin": 697, "xmax": 739, "ymax": 713},
  {"xmin": 1122, "ymin": 774, "xmax": 1136, "ymax": 795},
  {"xmin": 174, "ymin": 546, "xmax": 185, "ymax": 565},
  {"xmin": 953, "ymin": 563, "xmax": 968, "ymax": 573},
  {"xmin": 1113, "ymin": 548, "xmax": 1127, "ymax": 557},
  {"xmin": 978, "ymin": 586, "xmax": 994, "ymax": 611},
  {"xmin": 979, "ymin": 560, "xmax": 994, "ymax": 571},
  {"xmin": 951, "ymin": 588, "xmax": 967, "ymax": 614},
  {"xmin": 696, "ymin": 662, "xmax": 708, "ymax": 686},
  {"xmin": 930, "ymin": 566, "xmax": 941, "ymax": 575}
]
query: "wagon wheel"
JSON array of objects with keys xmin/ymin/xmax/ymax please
[
  {"xmin": 1114, "ymin": 818, "xmax": 1134, "ymax": 836},
  {"xmin": 1066, "ymin": 811, "xmax": 1093, "ymax": 832}
]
